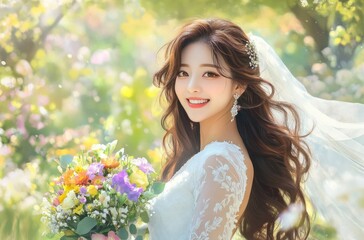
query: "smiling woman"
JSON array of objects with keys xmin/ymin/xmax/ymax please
[
  {"xmin": 148, "ymin": 17, "xmax": 364, "ymax": 240},
  {"xmin": 149, "ymin": 18, "xmax": 312, "ymax": 240}
]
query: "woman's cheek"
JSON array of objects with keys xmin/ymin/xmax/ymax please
[{"xmin": 204, "ymin": 78, "xmax": 229, "ymax": 94}]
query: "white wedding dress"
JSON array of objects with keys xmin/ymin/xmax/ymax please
[{"xmin": 148, "ymin": 141, "xmax": 248, "ymax": 240}]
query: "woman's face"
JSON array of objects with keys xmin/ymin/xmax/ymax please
[{"xmin": 175, "ymin": 41, "xmax": 239, "ymax": 124}]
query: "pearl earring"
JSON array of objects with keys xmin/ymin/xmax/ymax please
[{"xmin": 231, "ymin": 93, "xmax": 241, "ymax": 122}]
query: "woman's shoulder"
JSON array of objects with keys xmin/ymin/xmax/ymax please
[{"xmin": 199, "ymin": 141, "xmax": 248, "ymax": 170}]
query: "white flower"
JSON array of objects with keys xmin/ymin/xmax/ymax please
[
  {"xmin": 110, "ymin": 207, "xmax": 118, "ymax": 219},
  {"xmin": 61, "ymin": 190, "xmax": 78, "ymax": 210},
  {"xmin": 300, "ymin": 0, "xmax": 308, "ymax": 7},
  {"xmin": 278, "ymin": 203, "xmax": 304, "ymax": 231},
  {"xmin": 99, "ymin": 190, "xmax": 110, "ymax": 208},
  {"xmin": 91, "ymin": 144, "xmax": 106, "ymax": 151}
]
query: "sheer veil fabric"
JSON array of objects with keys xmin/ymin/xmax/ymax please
[{"xmin": 250, "ymin": 34, "xmax": 364, "ymax": 239}]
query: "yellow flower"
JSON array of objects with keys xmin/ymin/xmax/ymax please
[
  {"xmin": 74, "ymin": 165, "xmax": 84, "ymax": 173},
  {"xmin": 73, "ymin": 185, "xmax": 80, "ymax": 194},
  {"xmin": 120, "ymin": 86, "xmax": 134, "ymax": 98},
  {"xmin": 55, "ymin": 148, "xmax": 77, "ymax": 156},
  {"xmin": 58, "ymin": 184, "xmax": 80, "ymax": 203},
  {"xmin": 144, "ymin": 85, "xmax": 160, "ymax": 98},
  {"xmin": 58, "ymin": 189, "xmax": 69, "ymax": 203},
  {"xmin": 82, "ymin": 136, "xmax": 99, "ymax": 150},
  {"xmin": 85, "ymin": 203, "xmax": 94, "ymax": 212},
  {"xmin": 129, "ymin": 168, "xmax": 149, "ymax": 190},
  {"xmin": 87, "ymin": 185, "xmax": 98, "ymax": 197},
  {"xmin": 73, "ymin": 204, "xmax": 84, "ymax": 215}
]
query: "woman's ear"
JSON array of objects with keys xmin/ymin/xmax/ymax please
[{"xmin": 235, "ymin": 84, "xmax": 247, "ymax": 96}]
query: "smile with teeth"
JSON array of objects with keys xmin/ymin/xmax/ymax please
[
  {"xmin": 186, "ymin": 98, "xmax": 210, "ymax": 108},
  {"xmin": 188, "ymin": 99, "xmax": 209, "ymax": 104}
]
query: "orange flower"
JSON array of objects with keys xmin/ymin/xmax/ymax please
[
  {"xmin": 63, "ymin": 169, "xmax": 75, "ymax": 186},
  {"xmin": 74, "ymin": 170, "xmax": 89, "ymax": 185},
  {"xmin": 101, "ymin": 158, "xmax": 120, "ymax": 169}
]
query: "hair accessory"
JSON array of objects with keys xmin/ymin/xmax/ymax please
[
  {"xmin": 245, "ymin": 40, "xmax": 259, "ymax": 69},
  {"xmin": 230, "ymin": 93, "xmax": 241, "ymax": 122}
]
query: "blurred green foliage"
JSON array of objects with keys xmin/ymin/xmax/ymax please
[{"xmin": 0, "ymin": 0, "xmax": 363, "ymax": 239}]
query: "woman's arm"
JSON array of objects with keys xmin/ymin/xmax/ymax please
[{"xmin": 190, "ymin": 154, "xmax": 253, "ymax": 240}]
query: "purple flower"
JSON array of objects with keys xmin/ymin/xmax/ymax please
[
  {"xmin": 111, "ymin": 170, "xmax": 143, "ymax": 202},
  {"xmin": 87, "ymin": 163, "xmax": 104, "ymax": 180},
  {"xmin": 80, "ymin": 186, "xmax": 87, "ymax": 195},
  {"xmin": 79, "ymin": 196, "xmax": 87, "ymax": 204},
  {"xmin": 132, "ymin": 158, "xmax": 155, "ymax": 174}
]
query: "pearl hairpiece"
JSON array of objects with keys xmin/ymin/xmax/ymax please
[{"xmin": 245, "ymin": 40, "xmax": 259, "ymax": 69}]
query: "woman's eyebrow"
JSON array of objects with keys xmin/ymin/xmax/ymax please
[{"xmin": 180, "ymin": 63, "xmax": 220, "ymax": 69}]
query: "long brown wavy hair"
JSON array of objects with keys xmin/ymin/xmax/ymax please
[{"xmin": 153, "ymin": 18, "xmax": 312, "ymax": 240}]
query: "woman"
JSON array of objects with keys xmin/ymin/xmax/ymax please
[{"xmin": 148, "ymin": 18, "xmax": 364, "ymax": 240}]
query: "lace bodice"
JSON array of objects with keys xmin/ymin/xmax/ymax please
[{"xmin": 148, "ymin": 141, "xmax": 248, "ymax": 240}]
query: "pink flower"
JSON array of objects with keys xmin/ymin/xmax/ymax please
[
  {"xmin": 91, "ymin": 231, "xmax": 120, "ymax": 240},
  {"xmin": 52, "ymin": 198, "xmax": 60, "ymax": 206}
]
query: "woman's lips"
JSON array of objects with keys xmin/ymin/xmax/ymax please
[{"xmin": 186, "ymin": 98, "xmax": 210, "ymax": 108}]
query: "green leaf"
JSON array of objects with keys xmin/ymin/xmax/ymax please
[
  {"xmin": 152, "ymin": 182, "xmax": 165, "ymax": 194},
  {"xmin": 118, "ymin": 193, "xmax": 127, "ymax": 204},
  {"xmin": 135, "ymin": 236, "xmax": 143, "ymax": 240},
  {"xmin": 140, "ymin": 211, "xmax": 149, "ymax": 223},
  {"xmin": 127, "ymin": 209, "xmax": 137, "ymax": 222},
  {"xmin": 75, "ymin": 217, "xmax": 97, "ymax": 235},
  {"xmin": 115, "ymin": 148, "xmax": 125, "ymax": 160},
  {"xmin": 45, "ymin": 232, "xmax": 55, "ymax": 238},
  {"xmin": 60, "ymin": 235, "xmax": 78, "ymax": 240},
  {"xmin": 117, "ymin": 227, "xmax": 129, "ymax": 240},
  {"xmin": 106, "ymin": 140, "xmax": 118, "ymax": 155},
  {"xmin": 142, "ymin": 191, "xmax": 155, "ymax": 199},
  {"xmin": 129, "ymin": 223, "xmax": 137, "ymax": 235},
  {"xmin": 60, "ymin": 155, "xmax": 73, "ymax": 170}
]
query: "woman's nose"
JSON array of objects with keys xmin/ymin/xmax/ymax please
[{"xmin": 187, "ymin": 75, "xmax": 201, "ymax": 93}]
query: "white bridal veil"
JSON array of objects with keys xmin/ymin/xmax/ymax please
[{"xmin": 250, "ymin": 34, "xmax": 364, "ymax": 240}]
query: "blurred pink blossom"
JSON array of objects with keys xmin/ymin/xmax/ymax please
[
  {"xmin": 91, "ymin": 231, "xmax": 120, "ymax": 240},
  {"xmin": 15, "ymin": 59, "xmax": 33, "ymax": 76},
  {"xmin": 37, "ymin": 95, "xmax": 49, "ymax": 106},
  {"xmin": 91, "ymin": 49, "xmax": 111, "ymax": 65}
]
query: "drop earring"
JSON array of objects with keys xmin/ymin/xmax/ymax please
[{"xmin": 231, "ymin": 93, "xmax": 241, "ymax": 122}]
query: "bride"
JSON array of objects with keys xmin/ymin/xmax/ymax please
[{"xmin": 147, "ymin": 18, "xmax": 364, "ymax": 240}]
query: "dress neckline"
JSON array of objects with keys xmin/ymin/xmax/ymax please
[
  {"xmin": 202, "ymin": 140, "xmax": 242, "ymax": 152},
  {"xmin": 170, "ymin": 141, "xmax": 245, "ymax": 180},
  {"xmin": 167, "ymin": 140, "xmax": 246, "ymax": 183}
]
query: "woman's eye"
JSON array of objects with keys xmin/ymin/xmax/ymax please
[
  {"xmin": 177, "ymin": 71, "xmax": 188, "ymax": 77},
  {"xmin": 203, "ymin": 72, "xmax": 219, "ymax": 78}
]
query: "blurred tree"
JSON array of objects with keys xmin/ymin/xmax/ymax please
[
  {"xmin": 289, "ymin": 0, "xmax": 364, "ymax": 69},
  {"xmin": 141, "ymin": 0, "xmax": 364, "ymax": 69},
  {"xmin": 0, "ymin": 0, "xmax": 78, "ymax": 77}
]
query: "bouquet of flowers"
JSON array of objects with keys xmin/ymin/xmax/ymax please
[{"xmin": 41, "ymin": 140, "xmax": 163, "ymax": 240}]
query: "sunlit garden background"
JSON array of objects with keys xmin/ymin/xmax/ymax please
[{"xmin": 1, "ymin": 0, "xmax": 363, "ymax": 239}]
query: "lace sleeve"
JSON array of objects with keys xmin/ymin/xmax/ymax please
[{"xmin": 190, "ymin": 154, "xmax": 248, "ymax": 240}]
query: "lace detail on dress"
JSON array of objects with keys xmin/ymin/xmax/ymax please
[
  {"xmin": 190, "ymin": 147, "xmax": 247, "ymax": 240},
  {"xmin": 147, "ymin": 141, "xmax": 248, "ymax": 240}
]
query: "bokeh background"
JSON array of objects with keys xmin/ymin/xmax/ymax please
[{"xmin": 1, "ymin": 0, "xmax": 363, "ymax": 239}]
